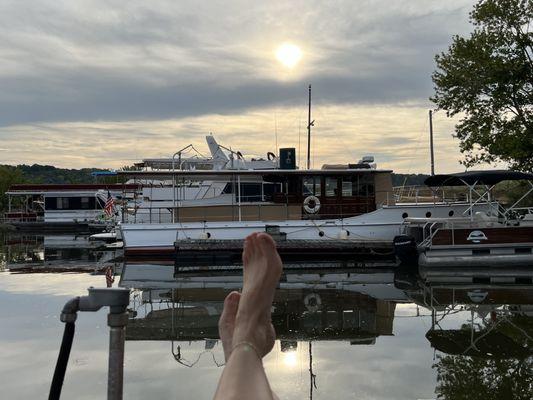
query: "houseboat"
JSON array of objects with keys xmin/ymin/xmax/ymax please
[{"xmin": 4, "ymin": 183, "xmax": 138, "ymax": 232}]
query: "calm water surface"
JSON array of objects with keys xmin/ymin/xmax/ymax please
[{"xmin": 1, "ymin": 233, "xmax": 532, "ymax": 399}]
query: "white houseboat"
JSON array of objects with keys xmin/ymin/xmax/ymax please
[
  {"xmin": 4, "ymin": 183, "xmax": 138, "ymax": 231},
  {"xmin": 118, "ymin": 164, "xmax": 494, "ymax": 257}
]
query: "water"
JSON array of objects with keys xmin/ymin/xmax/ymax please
[{"xmin": 1, "ymin": 233, "xmax": 532, "ymax": 399}]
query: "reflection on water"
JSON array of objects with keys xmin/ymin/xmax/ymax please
[
  {"xmin": 1, "ymin": 232, "xmax": 532, "ymax": 399},
  {"xmin": 1, "ymin": 232, "xmax": 121, "ymax": 272}
]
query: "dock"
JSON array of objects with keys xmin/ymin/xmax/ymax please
[{"xmin": 174, "ymin": 239, "xmax": 398, "ymax": 270}]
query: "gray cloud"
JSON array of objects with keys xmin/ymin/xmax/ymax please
[{"xmin": 0, "ymin": 0, "xmax": 474, "ymax": 127}]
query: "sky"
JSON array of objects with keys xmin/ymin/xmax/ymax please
[{"xmin": 0, "ymin": 0, "xmax": 492, "ymax": 173}]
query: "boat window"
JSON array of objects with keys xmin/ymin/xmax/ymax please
[
  {"xmin": 263, "ymin": 183, "xmax": 281, "ymax": 201},
  {"xmin": 341, "ymin": 177, "xmax": 353, "ymax": 197},
  {"xmin": 44, "ymin": 197, "xmax": 54, "ymax": 210},
  {"xmin": 222, "ymin": 183, "xmax": 233, "ymax": 194},
  {"xmin": 46, "ymin": 196, "xmax": 98, "ymax": 210},
  {"xmin": 302, "ymin": 176, "xmax": 321, "ymax": 196},
  {"xmin": 352, "ymin": 174, "xmax": 374, "ymax": 196},
  {"xmin": 325, "ymin": 177, "xmax": 338, "ymax": 197},
  {"xmin": 362, "ymin": 175, "xmax": 375, "ymax": 196},
  {"xmin": 56, "ymin": 197, "xmax": 69, "ymax": 209},
  {"xmin": 287, "ymin": 177, "xmax": 299, "ymax": 195},
  {"xmin": 239, "ymin": 183, "xmax": 262, "ymax": 202}
]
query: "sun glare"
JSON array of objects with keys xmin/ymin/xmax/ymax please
[
  {"xmin": 282, "ymin": 351, "xmax": 298, "ymax": 367},
  {"xmin": 276, "ymin": 43, "xmax": 302, "ymax": 68}
]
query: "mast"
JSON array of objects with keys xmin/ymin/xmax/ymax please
[
  {"xmin": 429, "ymin": 110, "xmax": 435, "ymax": 176},
  {"xmin": 306, "ymin": 84, "xmax": 314, "ymax": 170},
  {"xmin": 309, "ymin": 341, "xmax": 317, "ymax": 400}
]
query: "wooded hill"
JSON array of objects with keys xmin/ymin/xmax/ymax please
[{"xmin": 0, "ymin": 163, "xmax": 429, "ymax": 186}]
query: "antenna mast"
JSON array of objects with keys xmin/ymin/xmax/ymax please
[
  {"xmin": 306, "ymin": 84, "xmax": 314, "ymax": 169},
  {"xmin": 429, "ymin": 110, "xmax": 435, "ymax": 176}
]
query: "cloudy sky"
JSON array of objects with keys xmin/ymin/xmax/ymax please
[{"xmin": 0, "ymin": 0, "xmax": 490, "ymax": 173}]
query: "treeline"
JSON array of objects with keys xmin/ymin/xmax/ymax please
[
  {"xmin": 0, "ymin": 164, "xmax": 121, "ymax": 212},
  {"xmin": 1, "ymin": 163, "xmax": 429, "ymax": 187},
  {"xmin": 0, "ymin": 164, "xmax": 110, "ymax": 184},
  {"xmin": 391, "ymin": 174, "xmax": 429, "ymax": 187}
]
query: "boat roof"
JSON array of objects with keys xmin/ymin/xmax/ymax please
[
  {"xmin": 425, "ymin": 170, "xmax": 533, "ymax": 187},
  {"xmin": 116, "ymin": 168, "xmax": 392, "ymax": 180},
  {"xmin": 7, "ymin": 183, "xmax": 140, "ymax": 195},
  {"xmin": 134, "ymin": 157, "xmax": 215, "ymax": 169}
]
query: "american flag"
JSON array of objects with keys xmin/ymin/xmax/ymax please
[
  {"xmin": 105, "ymin": 266, "xmax": 115, "ymax": 287},
  {"xmin": 104, "ymin": 190, "xmax": 115, "ymax": 217}
]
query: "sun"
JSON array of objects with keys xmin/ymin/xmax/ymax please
[
  {"xmin": 282, "ymin": 351, "xmax": 298, "ymax": 367},
  {"xmin": 276, "ymin": 43, "xmax": 302, "ymax": 68}
]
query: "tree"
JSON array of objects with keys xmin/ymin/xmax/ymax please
[
  {"xmin": 433, "ymin": 354, "xmax": 533, "ymax": 400},
  {"xmin": 0, "ymin": 166, "xmax": 25, "ymax": 212},
  {"xmin": 432, "ymin": 0, "xmax": 533, "ymax": 172}
]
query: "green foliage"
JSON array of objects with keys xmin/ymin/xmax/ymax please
[
  {"xmin": 494, "ymin": 179, "xmax": 533, "ymax": 206},
  {"xmin": 432, "ymin": 0, "xmax": 533, "ymax": 172},
  {"xmin": 14, "ymin": 164, "xmax": 100, "ymax": 184},
  {"xmin": 433, "ymin": 354, "xmax": 533, "ymax": 400},
  {"xmin": 391, "ymin": 173, "xmax": 430, "ymax": 187},
  {"xmin": 0, "ymin": 166, "xmax": 26, "ymax": 211},
  {"xmin": 0, "ymin": 164, "xmax": 123, "ymax": 212}
]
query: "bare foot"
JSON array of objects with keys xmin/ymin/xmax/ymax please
[
  {"xmin": 218, "ymin": 291, "xmax": 241, "ymax": 362},
  {"xmin": 232, "ymin": 232, "xmax": 283, "ymax": 358}
]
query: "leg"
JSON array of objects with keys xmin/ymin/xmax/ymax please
[{"xmin": 215, "ymin": 233, "xmax": 283, "ymax": 400}]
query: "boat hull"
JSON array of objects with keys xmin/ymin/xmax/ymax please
[{"xmin": 121, "ymin": 203, "xmax": 488, "ymax": 257}]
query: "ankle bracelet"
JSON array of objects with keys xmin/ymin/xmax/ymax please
[{"xmin": 232, "ymin": 341, "xmax": 262, "ymax": 360}]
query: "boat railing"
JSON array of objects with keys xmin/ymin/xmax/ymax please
[
  {"xmin": 2, "ymin": 212, "xmax": 44, "ymax": 224},
  {"xmin": 419, "ymin": 221, "xmax": 446, "ymax": 248},
  {"xmin": 122, "ymin": 201, "xmax": 381, "ymax": 224},
  {"xmin": 393, "ymin": 185, "xmax": 471, "ymax": 205}
]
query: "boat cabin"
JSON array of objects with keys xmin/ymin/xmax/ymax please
[
  {"xmin": 264, "ymin": 169, "xmax": 392, "ymax": 219},
  {"xmin": 118, "ymin": 168, "xmax": 394, "ymax": 222},
  {"xmin": 4, "ymin": 184, "xmax": 139, "ymax": 225}
]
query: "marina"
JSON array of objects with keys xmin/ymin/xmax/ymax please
[
  {"xmin": 1, "ymin": 109, "xmax": 532, "ymax": 400},
  {"xmin": 1, "ymin": 1, "xmax": 532, "ymax": 398}
]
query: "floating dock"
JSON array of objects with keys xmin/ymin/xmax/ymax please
[{"xmin": 174, "ymin": 239, "xmax": 398, "ymax": 270}]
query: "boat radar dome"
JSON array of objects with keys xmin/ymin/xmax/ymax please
[
  {"xmin": 358, "ymin": 156, "xmax": 374, "ymax": 164},
  {"xmin": 357, "ymin": 155, "xmax": 376, "ymax": 169}
]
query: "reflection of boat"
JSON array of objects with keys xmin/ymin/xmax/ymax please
[
  {"xmin": 3, "ymin": 233, "xmax": 121, "ymax": 273},
  {"xmin": 89, "ymin": 231, "xmax": 118, "ymax": 243},
  {"xmin": 117, "ymin": 260, "xmax": 533, "ymax": 397},
  {"xmin": 120, "ymin": 263, "xmax": 408, "ymax": 343},
  {"xmin": 395, "ymin": 171, "xmax": 533, "ymax": 267},
  {"xmin": 395, "ymin": 268, "xmax": 533, "ymax": 359}
]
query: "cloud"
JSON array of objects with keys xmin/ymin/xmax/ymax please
[
  {"xmin": 0, "ymin": 103, "xmax": 501, "ymax": 174},
  {"xmin": 0, "ymin": 0, "xmax": 474, "ymax": 126},
  {"xmin": 0, "ymin": 0, "xmax": 492, "ymax": 172}
]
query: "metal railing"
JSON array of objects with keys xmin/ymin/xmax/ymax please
[
  {"xmin": 2, "ymin": 212, "xmax": 44, "ymax": 223},
  {"xmin": 393, "ymin": 185, "xmax": 471, "ymax": 205},
  {"xmin": 121, "ymin": 200, "xmax": 380, "ymax": 224}
]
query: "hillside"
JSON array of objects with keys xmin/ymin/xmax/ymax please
[
  {"xmin": 2, "ymin": 164, "xmax": 428, "ymax": 186},
  {"xmin": 1, "ymin": 164, "xmax": 112, "ymax": 184}
]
